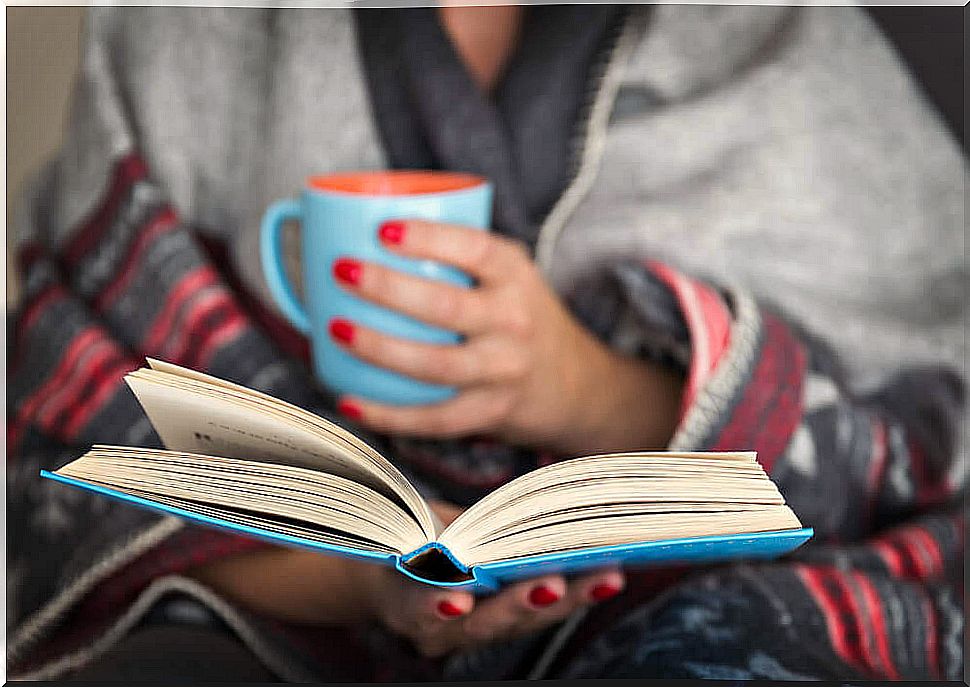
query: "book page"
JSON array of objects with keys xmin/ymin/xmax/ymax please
[
  {"xmin": 57, "ymin": 447, "xmax": 428, "ymax": 554},
  {"xmin": 125, "ymin": 364, "xmax": 434, "ymax": 537},
  {"xmin": 439, "ymin": 452, "xmax": 803, "ymax": 565}
]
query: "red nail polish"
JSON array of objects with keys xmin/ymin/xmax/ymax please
[
  {"xmin": 590, "ymin": 584, "xmax": 621, "ymax": 602},
  {"xmin": 528, "ymin": 585, "xmax": 560, "ymax": 607},
  {"xmin": 378, "ymin": 221, "xmax": 405, "ymax": 245},
  {"xmin": 437, "ymin": 600, "xmax": 464, "ymax": 618},
  {"xmin": 337, "ymin": 399, "xmax": 362, "ymax": 421},
  {"xmin": 333, "ymin": 258, "xmax": 362, "ymax": 286},
  {"xmin": 328, "ymin": 318, "xmax": 355, "ymax": 345}
]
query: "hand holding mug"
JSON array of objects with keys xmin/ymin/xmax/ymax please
[
  {"xmin": 259, "ymin": 170, "xmax": 682, "ymax": 454},
  {"xmin": 331, "ymin": 220, "xmax": 684, "ymax": 455},
  {"xmin": 260, "ymin": 171, "xmax": 493, "ymax": 406}
]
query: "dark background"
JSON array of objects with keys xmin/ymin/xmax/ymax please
[{"xmin": 867, "ymin": 5, "xmax": 966, "ymax": 151}]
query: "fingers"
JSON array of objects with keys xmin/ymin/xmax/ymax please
[
  {"xmin": 407, "ymin": 587, "xmax": 476, "ymax": 658},
  {"xmin": 329, "ymin": 318, "xmax": 527, "ymax": 387},
  {"xmin": 333, "ymin": 257, "xmax": 494, "ymax": 335},
  {"xmin": 432, "ymin": 590, "xmax": 475, "ymax": 620},
  {"xmin": 381, "ymin": 580, "xmax": 475, "ymax": 657},
  {"xmin": 393, "ymin": 570, "xmax": 626, "ymax": 658},
  {"xmin": 338, "ymin": 386, "xmax": 513, "ymax": 439},
  {"xmin": 377, "ymin": 219, "xmax": 531, "ymax": 285},
  {"xmin": 455, "ymin": 569, "xmax": 626, "ymax": 647},
  {"xmin": 566, "ymin": 568, "xmax": 626, "ymax": 606},
  {"xmin": 459, "ymin": 575, "xmax": 570, "ymax": 646}
]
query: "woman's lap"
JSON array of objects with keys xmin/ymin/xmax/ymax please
[
  {"xmin": 555, "ymin": 565, "xmax": 857, "ymax": 680},
  {"xmin": 66, "ymin": 625, "xmax": 279, "ymax": 682},
  {"xmin": 556, "ymin": 562, "xmax": 957, "ymax": 680},
  {"xmin": 67, "ymin": 563, "xmax": 948, "ymax": 681}
]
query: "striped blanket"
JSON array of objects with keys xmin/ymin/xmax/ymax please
[{"xmin": 7, "ymin": 150, "xmax": 965, "ymax": 680}]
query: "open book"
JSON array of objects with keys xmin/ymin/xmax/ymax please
[{"xmin": 43, "ymin": 360, "xmax": 812, "ymax": 590}]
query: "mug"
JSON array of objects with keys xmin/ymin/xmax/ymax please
[{"xmin": 260, "ymin": 171, "xmax": 493, "ymax": 405}]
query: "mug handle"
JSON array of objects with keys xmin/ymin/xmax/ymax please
[{"xmin": 260, "ymin": 199, "xmax": 310, "ymax": 334}]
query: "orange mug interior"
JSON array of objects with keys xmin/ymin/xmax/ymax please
[{"xmin": 308, "ymin": 170, "xmax": 485, "ymax": 196}]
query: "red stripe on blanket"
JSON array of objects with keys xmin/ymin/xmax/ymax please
[
  {"xmin": 875, "ymin": 522, "xmax": 947, "ymax": 581},
  {"xmin": 178, "ymin": 301, "xmax": 239, "ymax": 369},
  {"xmin": 747, "ymin": 326, "xmax": 803, "ymax": 464},
  {"xmin": 872, "ymin": 540, "xmax": 905, "ymax": 577},
  {"xmin": 852, "ymin": 571, "xmax": 901, "ymax": 679},
  {"xmin": 93, "ymin": 206, "xmax": 180, "ymax": 313},
  {"xmin": 10, "ymin": 327, "xmax": 103, "ymax": 448},
  {"xmin": 18, "ymin": 283, "xmax": 68, "ymax": 337},
  {"xmin": 140, "ymin": 266, "xmax": 219, "ymax": 354},
  {"xmin": 195, "ymin": 232, "xmax": 312, "ymax": 364},
  {"xmin": 827, "ymin": 568, "xmax": 877, "ymax": 677},
  {"xmin": 62, "ymin": 155, "xmax": 148, "ymax": 267},
  {"xmin": 898, "ymin": 526, "xmax": 943, "ymax": 580},
  {"xmin": 900, "ymin": 530, "xmax": 930, "ymax": 579},
  {"xmin": 647, "ymin": 261, "xmax": 732, "ymax": 415},
  {"xmin": 797, "ymin": 566, "xmax": 856, "ymax": 670},
  {"xmin": 163, "ymin": 292, "xmax": 240, "ymax": 365},
  {"xmin": 712, "ymin": 312, "xmax": 806, "ymax": 472},
  {"xmin": 891, "ymin": 534, "xmax": 922, "ymax": 579},
  {"xmin": 9, "ymin": 283, "xmax": 68, "ymax": 378},
  {"xmin": 63, "ymin": 358, "xmax": 141, "ymax": 440},
  {"xmin": 36, "ymin": 338, "xmax": 118, "ymax": 427},
  {"xmin": 193, "ymin": 312, "xmax": 248, "ymax": 369},
  {"xmin": 914, "ymin": 525, "xmax": 945, "ymax": 576}
]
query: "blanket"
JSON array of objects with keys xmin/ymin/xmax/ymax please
[{"xmin": 7, "ymin": 5, "xmax": 965, "ymax": 680}]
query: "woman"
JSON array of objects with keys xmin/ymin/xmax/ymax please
[{"xmin": 8, "ymin": 4, "xmax": 965, "ymax": 680}]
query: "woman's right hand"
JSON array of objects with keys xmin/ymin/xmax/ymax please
[{"xmin": 358, "ymin": 556, "xmax": 624, "ymax": 658}]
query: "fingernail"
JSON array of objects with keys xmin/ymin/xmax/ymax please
[
  {"xmin": 328, "ymin": 318, "xmax": 355, "ymax": 345},
  {"xmin": 590, "ymin": 584, "xmax": 621, "ymax": 602},
  {"xmin": 337, "ymin": 399, "xmax": 362, "ymax": 421},
  {"xmin": 333, "ymin": 257, "xmax": 362, "ymax": 286},
  {"xmin": 378, "ymin": 221, "xmax": 405, "ymax": 245},
  {"xmin": 437, "ymin": 600, "xmax": 465, "ymax": 618},
  {"xmin": 528, "ymin": 585, "xmax": 560, "ymax": 608}
]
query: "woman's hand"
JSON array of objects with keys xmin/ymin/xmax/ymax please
[
  {"xmin": 331, "ymin": 219, "xmax": 683, "ymax": 455},
  {"xmin": 190, "ymin": 501, "xmax": 624, "ymax": 658},
  {"xmin": 359, "ymin": 557, "xmax": 624, "ymax": 658},
  {"xmin": 193, "ymin": 542, "xmax": 624, "ymax": 660},
  {"xmin": 359, "ymin": 499, "xmax": 623, "ymax": 658}
]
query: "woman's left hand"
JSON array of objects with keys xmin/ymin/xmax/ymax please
[{"xmin": 330, "ymin": 219, "xmax": 683, "ymax": 455}]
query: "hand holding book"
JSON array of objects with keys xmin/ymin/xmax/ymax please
[
  {"xmin": 363, "ymin": 556, "xmax": 626, "ymax": 658},
  {"xmin": 185, "ymin": 496, "xmax": 625, "ymax": 657},
  {"xmin": 359, "ymin": 501, "xmax": 626, "ymax": 658}
]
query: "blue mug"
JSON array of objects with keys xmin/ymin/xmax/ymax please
[{"xmin": 260, "ymin": 171, "xmax": 493, "ymax": 405}]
